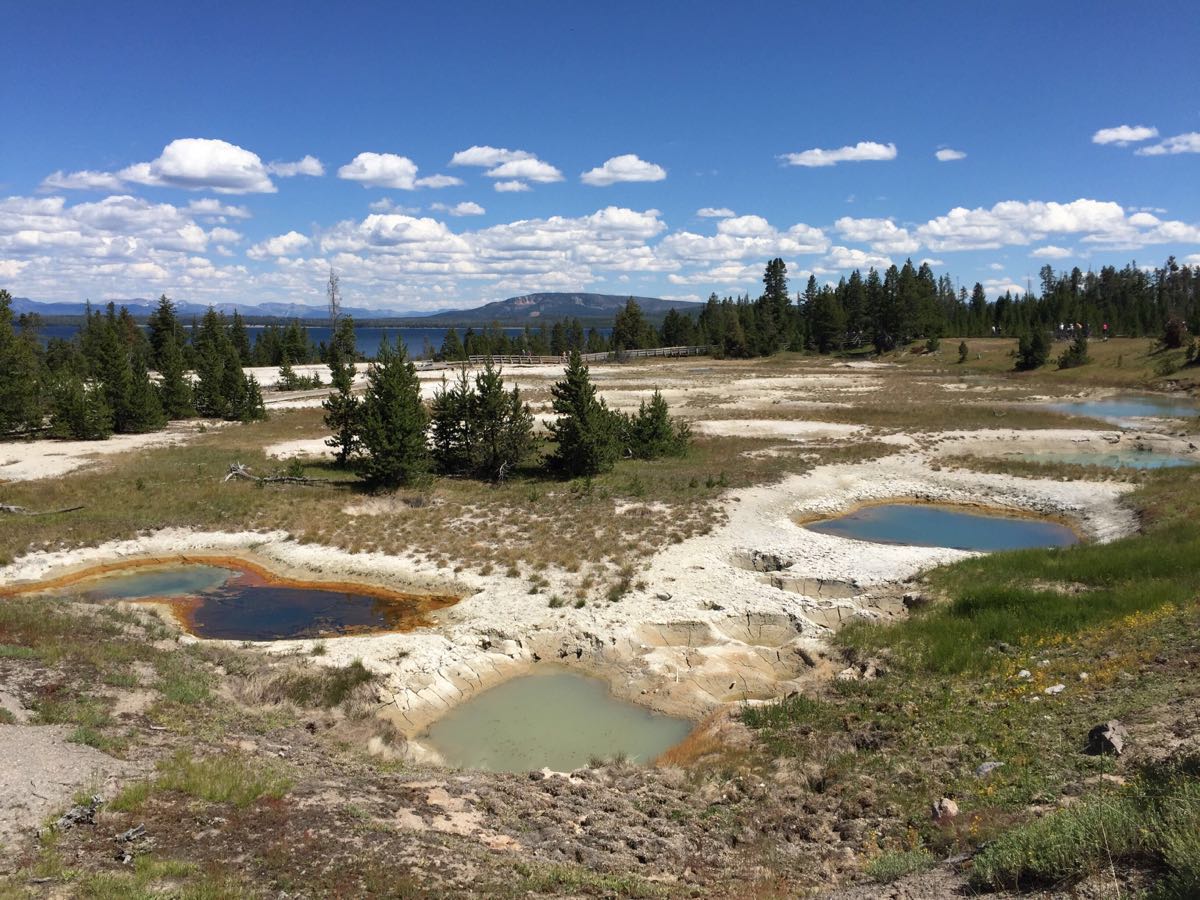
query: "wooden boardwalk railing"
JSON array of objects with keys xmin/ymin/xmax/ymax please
[{"xmin": 459, "ymin": 346, "xmax": 710, "ymax": 367}]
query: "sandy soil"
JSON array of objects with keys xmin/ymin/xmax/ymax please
[
  {"xmin": 0, "ymin": 421, "xmax": 228, "ymax": 483},
  {"xmin": 0, "ymin": 724, "xmax": 138, "ymax": 850}
]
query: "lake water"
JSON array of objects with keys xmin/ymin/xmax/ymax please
[
  {"xmin": 804, "ymin": 503, "xmax": 1080, "ymax": 551},
  {"xmin": 1044, "ymin": 394, "xmax": 1198, "ymax": 423},
  {"xmin": 34, "ymin": 323, "xmax": 609, "ymax": 360},
  {"xmin": 421, "ymin": 670, "xmax": 693, "ymax": 772},
  {"xmin": 73, "ymin": 563, "xmax": 448, "ymax": 640}
]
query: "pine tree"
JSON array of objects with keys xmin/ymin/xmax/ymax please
[
  {"xmin": 237, "ymin": 375, "xmax": 267, "ymax": 422},
  {"xmin": 471, "ymin": 360, "xmax": 533, "ymax": 480},
  {"xmin": 0, "ymin": 289, "xmax": 44, "ymax": 434},
  {"xmin": 355, "ymin": 338, "xmax": 429, "ymax": 487},
  {"xmin": 278, "ymin": 354, "xmax": 298, "ymax": 391},
  {"xmin": 627, "ymin": 389, "xmax": 690, "ymax": 459},
  {"xmin": 147, "ymin": 294, "xmax": 184, "ymax": 371},
  {"xmin": 48, "ymin": 375, "xmax": 113, "ymax": 440},
  {"xmin": 439, "ymin": 326, "xmax": 465, "ymax": 361},
  {"xmin": 1057, "ymin": 333, "xmax": 1091, "ymax": 370},
  {"xmin": 228, "ymin": 311, "xmax": 252, "ymax": 365},
  {"xmin": 958, "ymin": 340, "xmax": 970, "ymax": 364},
  {"xmin": 1015, "ymin": 330, "xmax": 1050, "ymax": 371},
  {"xmin": 193, "ymin": 309, "xmax": 229, "ymax": 418},
  {"xmin": 94, "ymin": 305, "xmax": 135, "ymax": 432},
  {"xmin": 547, "ymin": 351, "xmax": 621, "ymax": 477},
  {"xmin": 760, "ymin": 258, "xmax": 792, "ymax": 353},
  {"xmin": 612, "ymin": 298, "xmax": 650, "ymax": 352},
  {"xmin": 323, "ymin": 317, "xmax": 360, "ymax": 465},
  {"xmin": 123, "ymin": 346, "xmax": 167, "ymax": 432},
  {"xmin": 219, "ymin": 343, "xmax": 248, "ymax": 418},
  {"xmin": 157, "ymin": 330, "xmax": 194, "ymax": 419},
  {"xmin": 429, "ymin": 367, "xmax": 473, "ymax": 475}
]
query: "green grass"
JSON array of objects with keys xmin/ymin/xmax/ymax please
[
  {"xmin": 105, "ymin": 751, "xmax": 291, "ymax": 813},
  {"xmin": 153, "ymin": 751, "xmax": 291, "ymax": 807},
  {"xmin": 261, "ymin": 658, "xmax": 375, "ymax": 708},
  {"xmin": 841, "ymin": 509, "xmax": 1200, "ymax": 676},
  {"xmin": 69, "ymin": 856, "xmax": 249, "ymax": 900},
  {"xmin": 741, "ymin": 465, "xmax": 1200, "ymax": 888},
  {"xmin": 108, "ymin": 778, "xmax": 153, "ymax": 813},
  {"xmin": 865, "ymin": 848, "xmax": 934, "ymax": 883},
  {"xmin": 971, "ymin": 754, "xmax": 1200, "ymax": 897},
  {"xmin": 155, "ymin": 654, "xmax": 213, "ymax": 705}
]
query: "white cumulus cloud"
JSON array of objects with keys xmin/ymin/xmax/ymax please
[
  {"xmin": 696, "ymin": 207, "xmax": 735, "ymax": 218},
  {"xmin": 266, "ymin": 155, "xmax": 324, "ymax": 177},
  {"xmin": 781, "ymin": 141, "xmax": 897, "ymax": 168},
  {"xmin": 1092, "ymin": 124, "xmax": 1158, "ymax": 145},
  {"xmin": 485, "ymin": 158, "xmax": 563, "ymax": 183},
  {"xmin": 120, "ymin": 138, "xmax": 277, "ymax": 193},
  {"xmin": 431, "ymin": 201, "xmax": 486, "ymax": 216},
  {"xmin": 580, "ymin": 154, "xmax": 667, "ymax": 186},
  {"xmin": 449, "ymin": 146, "xmax": 535, "ymax": 167},
  {"xmin": 1136, "ymin": 132, "xmax": 1200, "ymax": 157},
  {"xmin": 414, "ymin": 174, "xmax": 465, "ymax": 189},
  {"xmin": 1031, "ymin": 245, "xmax": 1073, "ymax": 259},
  {"xmin": 935, "ymin": 148, "xmax": 967, "ymax": 161},
  {"xmin": 187, "ymin": 198, "xmax": 251, "ymax": 219},
  {"xmin": 40, "ymin": 169, "xmax": 126, "ymax": 192},
  {"xmin": 834, "ymin": 217, "xmax": 919, "ymax": 254},
  {"xmin": 247, "ymin": 231, "xmax": 311, "ymax": 259},
  {"xmin": 493, "ymin": 180, "xmax": 531, "ymax": 193},
  {"xmin": 337, "ymin": 152, "xmax": 420, "ymax": 189}
]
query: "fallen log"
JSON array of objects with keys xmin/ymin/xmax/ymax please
[
  {"xmin": 0, "ymin": 503, "xmax": 86, "ymax": 516},
  {"xmin": 222, "ymin": 462, "xmax": 326, "ymax": 486}
]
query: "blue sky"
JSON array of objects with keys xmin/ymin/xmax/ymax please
[{"xmin": 3, "ymin": 0, "xmax": 1199, "ymax": 311}]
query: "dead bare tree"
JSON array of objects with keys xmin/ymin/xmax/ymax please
[{"xmin": 222, "ymin": 462, "xmax": 326, "ymax": 486}]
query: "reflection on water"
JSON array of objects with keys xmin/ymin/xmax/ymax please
[
  {"xmin": 1044, "ymin": 394, "xmax": 1198, "ymax": 423},
  {"xmin": 1018, "ymin": 450, "xmax": 1196, "ymax": 470}
]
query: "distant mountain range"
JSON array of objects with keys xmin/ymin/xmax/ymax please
[
  {"xmin": 10, "ymin": 292, "xmax": 699, "ymax": 324},
  {"xmin": 423, "ymin": 293, "xmax": 700, "ymax": 323},
  {"xmin": 8, "ymin": 297, "xmax": 427, "ymax": 320}
]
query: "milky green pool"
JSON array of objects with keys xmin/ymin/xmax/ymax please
[{"xmin": 422, "ymin": 670, "xmax": 693, "ymax": 772}]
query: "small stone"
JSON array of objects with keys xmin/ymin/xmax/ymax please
[
  {"xmin": 655, "ymin": 592, "xmax": 672, "ymax": 601},
  {"xmin": 975, "ymin": 761, "xmax": 1004, "ymax": 778},
  {"xmin": 1078, "ymin": 672, "xmax": 1089, "ymax": 681},
  {"xmin": 1016, "ymin": 669, "xmax": 1032, "ymax": 680},
  {"xmin": 931, "ymin": 797, "xmax": 959, "ymax": 823},
  {"xmin": 1044, "ymin": 683, "xmax": 1066, "ymax": 695}
]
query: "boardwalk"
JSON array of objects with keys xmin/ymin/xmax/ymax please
[{"xmin": 462, "ymin": 345, "xmax": 710, "ymax": 367}]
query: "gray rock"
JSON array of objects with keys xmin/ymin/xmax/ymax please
[
  {"xmin": 975, "ymin": 761, "xmax": 1004, "ymax": 778},
  {"xmin": 1084, "ymin": 720, "xmax": 1128, "ymax": 756}
]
